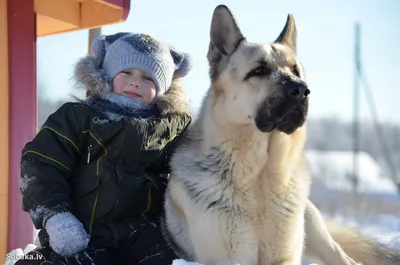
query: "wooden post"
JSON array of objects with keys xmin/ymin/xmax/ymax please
[
  {"xmin": 7, "ymin": 0, "xmax": 37, "ymax": 253},
  {"xmin": 0, "ymin": 0, "xmax": 10, "ymax": 259}
]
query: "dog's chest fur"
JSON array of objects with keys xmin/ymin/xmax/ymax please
[{"xmin": 171, "ymin": 129, "xmax": 310, "ymax": 265}]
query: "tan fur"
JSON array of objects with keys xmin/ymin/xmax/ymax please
[
  {"xmin": 303, "ymin": 200, "xmax": 358, "ymax": 265},
  {"xmin": 163, "ymin": 5, "xmax": 311, "ymax": 262},
  {"xmin": 165, "ymin": 92, "xmax": 311, "ymax": 265},
  {"xmin": 330, "ymin": 227, "xmax": 375, "ymax": 263},
  {"xmin": 162, "ymin": 5, "xmax": 400, "ymax": 265},
  {"xmin": 168, "ymin": 179, "xmax": 186, "ymax": 220},
  {"xmin": 306, "ymin": 219, "xmax": 400, "ymax": 265}
]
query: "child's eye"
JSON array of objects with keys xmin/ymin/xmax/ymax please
[
  {"xmin": 143, "ymin": 76, "xmax": 153, "ymax": 81},
  {"xmin": 122, "ymin": 71, "xmax": 130, "ymax": 75}
]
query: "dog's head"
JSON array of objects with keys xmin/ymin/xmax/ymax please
[{"xmin": 208, "ymin": 5, "xmax": 310, "ymax": 135}]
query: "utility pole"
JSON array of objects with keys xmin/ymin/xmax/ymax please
[
  {"xmin": 354, "ymin": 25, "xmax": 400, "ymax": 195},
  {"xmin": 88, "ymin": 28, "xmax": 102, "ymax": 55},
  {"xmin": 87, "ymin": 28, "xmax": 102, "ymax": 97},
  {"xmin": 352, "ymin": 23, "xmax": 361, "ymax": 193}
]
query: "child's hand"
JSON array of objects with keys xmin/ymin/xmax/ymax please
[{"xmin": 45, "ymin": 211, "xmax": 90, "ymax": 257}]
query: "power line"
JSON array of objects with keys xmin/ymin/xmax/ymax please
[
  {"xmin": 352, "ymin": 22, "xmax": 399, "ymax": 192},
  {"xmin": 357, "ymin": 65, "xmax": 399, "ymax": 187}
]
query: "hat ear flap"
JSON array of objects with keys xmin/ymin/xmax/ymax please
[
  {"xmin": 91, "ymin": 32, "xmax": 131, "ymax": 67},
  {"xmin": 91, "ymin": 35, "xmax": 107, "ymax": 68},
  {"xmin": 170, "ymin": 48, "xmax": 193, "ymax": 78}
]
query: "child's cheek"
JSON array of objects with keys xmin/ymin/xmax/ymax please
[
  {"xmin": 112, "ymin": 76, "xmax": 125, "ymax": 94},
  {"xmin": 150, "ymin": 88, "xmax": 156, "ymax": 99},
  {"xmin": 144, "ymin": 88, "xmax": 156, "ymax": 103}
]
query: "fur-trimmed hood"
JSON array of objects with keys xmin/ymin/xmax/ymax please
[{"xmin": 73, "ymin": 55, "xmax": 191, "ymax": 118}]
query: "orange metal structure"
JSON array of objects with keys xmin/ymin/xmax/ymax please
[{"xmin": 0, "ymin": 0, "xmax": 130, "ymax": 259}]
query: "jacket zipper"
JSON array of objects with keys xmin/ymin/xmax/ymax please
[
  {"xmin": 87, "ymin": 144, "xmax": 93, "ymax": 164},
  {"xmin": 84, "ymin": 132, "xmax": 108, "ymax": 235}
]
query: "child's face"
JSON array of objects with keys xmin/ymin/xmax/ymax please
[{"xmin": 112, "ymin": 68, "xmax": 157, "ymax": 103}]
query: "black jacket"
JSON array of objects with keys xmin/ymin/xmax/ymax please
[{"xmin": 20, "ymin": 101, "xmax": 191, "ymax": 248}]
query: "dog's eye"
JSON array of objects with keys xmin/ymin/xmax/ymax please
[
  {"xmin": 292, "ymin": 65, "xmax": 300, "ymax": 77},
  {"xmin": 244, "ymin": 66, "xmax": 271, "ymax": 80}
]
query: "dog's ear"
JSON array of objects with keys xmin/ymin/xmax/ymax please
[
  {"xmin": 209, "ymin": 5, "xmax": 245, "ymax": 56},
  {"xmin": 274, "ymin": 14, "xmax": 297, "ymax": 53}
]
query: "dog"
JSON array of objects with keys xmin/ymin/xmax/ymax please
[{"xmin": 161, "ymin": 4, "xmax": 400, "ymax": 265}]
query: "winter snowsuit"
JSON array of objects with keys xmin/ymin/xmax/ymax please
[{"xmin": 16, "ymin": 54, "xmax": 191, "ymax": 265}]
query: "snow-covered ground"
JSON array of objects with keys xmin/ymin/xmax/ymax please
[
  {"xmin": 303, "ymin": 150, "xmax": 400, "ymax": 264},
  {"xmin": 4, "ymin": 150, "xmax": 400, "ymax": 265},
  {"xmin": 305, "ymin": 150, "xmax": 398, "ymax": 195}
]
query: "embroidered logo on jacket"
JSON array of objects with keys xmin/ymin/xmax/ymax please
[{"xmin": 92, "ymin": 117, "xmax": 109, "ymax": 125}]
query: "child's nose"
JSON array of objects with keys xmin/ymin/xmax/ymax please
[{"xmin": 129, "ymin": 78, "xmax": 140, "ymax": 88}]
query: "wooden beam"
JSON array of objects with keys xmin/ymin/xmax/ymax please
[
  {"xmin": 36, "ymin": 0, "xmax": 130, "ymax": 37},
  {"xmin": 81, "ymin": 0, "xmax": 124, "ymax": 28},
  {"xmin": 35, "ymin": 0, "xmax": 80, "ymax": 26},
  {"xmin": 36, "ymin": 13, "xmax": 79, "ymax": 37}
]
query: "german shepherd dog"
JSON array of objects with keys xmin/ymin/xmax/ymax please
[{"xmin": 161, "ymin": 5, "xmax": 400, "ymax": 265}]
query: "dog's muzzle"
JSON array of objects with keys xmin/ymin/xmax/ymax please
[{"xmin": 255, "ymin": 81, "xmax": 310, "ymax": 134}]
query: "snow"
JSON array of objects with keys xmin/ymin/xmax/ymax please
[
  {"xmin": 169, "ymin": 260, "xmax": 351, "ymax": 265},
  {"xmin": 302, "ymin": 150, "xmax": 400, "ymax": 264},
  {"xmin": 4, "ymin": 150, "xmax": 400, "ymax": 265},
  {"xmin": 19, "ymin": 174, "xmax": 36, "ymax": 193},
  {"xmin": 172, "ymin": 260, "xmax": 203, "ymax": 265},
  {"xmin": 4, "ymin": 245, "xmax": 37, "ymax": 265},
  {"xmin": 305, "ymin": 150, "xmax": 398, "ymax": 194}
]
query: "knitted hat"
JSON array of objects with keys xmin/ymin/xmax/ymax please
[{"xmin": 91, "ymin": 32, "xmax": 193, "ymax": 96}]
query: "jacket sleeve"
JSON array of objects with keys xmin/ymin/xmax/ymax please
[
  {"xmin": 146, "ymin": 113, "xmax": 191, "ymax": 175},
  {"xmin": 20, "ymin": 103, "xmax": 84, "ymax": 229}
]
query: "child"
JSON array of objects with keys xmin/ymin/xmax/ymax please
[{"xmin": 16, "ymin": 32, "xmax": 192, "ymax": 265}]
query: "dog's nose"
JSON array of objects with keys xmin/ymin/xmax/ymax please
[{"xmin": 287, "ymin": 82, "xmax": 310, "ymax": 100}]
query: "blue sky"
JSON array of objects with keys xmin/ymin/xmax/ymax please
[{"xmin": 37, "ymin": 0, "xmax": 400, "ymax": 123}]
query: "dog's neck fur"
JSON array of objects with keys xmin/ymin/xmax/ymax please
[{"xmin": 197, "ymin": 87, "xmax": 307, "ymax": 187}]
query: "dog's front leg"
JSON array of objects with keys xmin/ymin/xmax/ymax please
[
  {"xmin": 303, "ymin": 200, "xmax": 358, "ymax": 265},
  {"xmin": 266, "ymin": 249, "xmax": 303, "ymax": 265},
  {"xmin": 270, "ymin": 261, "xmax": 301, "ymax": 265}
]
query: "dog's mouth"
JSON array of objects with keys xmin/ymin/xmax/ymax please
[{"xmin": 255, "ymin": 95, "xmax": 309, "ymax": 134}]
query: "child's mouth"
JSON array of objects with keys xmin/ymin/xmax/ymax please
[{"xmin": 125, "ymin": 92, "xmax": 142, "ymax": 99}]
